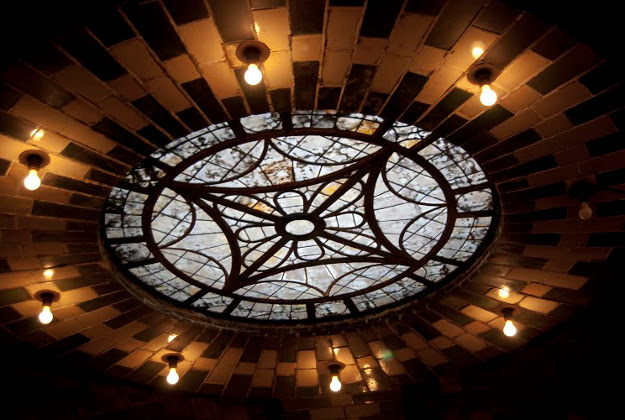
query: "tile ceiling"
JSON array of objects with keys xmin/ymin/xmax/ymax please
[{"xmin": 0, "ymin": 0, "xmax": 623, "ymax": 417}]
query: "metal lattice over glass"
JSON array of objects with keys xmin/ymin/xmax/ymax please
[{"xmin": 102, "ymin": 111, "xmax": 498, "ymax": 324}]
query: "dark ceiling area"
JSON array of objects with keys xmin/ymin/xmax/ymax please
[{"xmin": 2, "ymin": 0, "xmax": 624, "ymax": 418}]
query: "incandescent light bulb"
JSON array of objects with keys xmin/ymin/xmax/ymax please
[
  {"xmin": 167, "ymin": 367, "xmax": 179, "ymax": 385},
  {"xmin": 329, "ymin": 375, "xmax": 342, "ymax": 392},
  {"xmin": 503, "ymin": 319, "xmax": 517, "ymax": 337},
  {"xmin": 39, "ymin": 305, "xmax": 53, "ymax": 325},
  {"xmin": 578, "ymin": 201, "xmax": 593, "ymax": 220},
  {"xmin": 480, "ymin": 84, "xmax": 497, "ymax": 106},
  {"xmin": 24, "ymin": 169, "xmax": 41, "ymax": 191},
  {"xmin": 244, "ymin": 63, "xmax": 263, "ymax": 85}
]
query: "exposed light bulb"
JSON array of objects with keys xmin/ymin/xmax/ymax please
[
  {"xmin": 38, "ymin": 305, "xmax": 53, "ymax": 325},
  {"xmin": 329, "ymin": 374, "xmax": 342, "ymax": 392},
  {"xmin": 244, "ymin": 63, "xmax": 263, "ymax": 85},
  {"xmin": 30, "ymin": 129, "xmax": 45, "ymax": 141},
  {"xmin": 167, "ymin": 334, "xmax": 178, "ymax": 343},
  {"xmin": 498, "ymin": 286, "xmax": 510, "ymax": 299},
  {"xmin": 480, "ymin": 84, "xmax": 497, "ymax": 106},
  {"xmin": 166, "ymin": 367, "xmax": 179, "ymax": 385},
  {"xmin": 503, "ymin": 319, "xmax": 517, "ymax": 337},
  {"xmin": 24, "ymin": 169, "xmax": 41, "ymax": 191},
  {"xmin": 43, "ymin": 269, "xmax": 55, "ymax": 280},
  {"xmin": 578, "ymin": 201, "xmax": 593, "ymax": 220},
  {"xmin": 471, "ymin": 44, "xmax": 485, "ymax": 59}
]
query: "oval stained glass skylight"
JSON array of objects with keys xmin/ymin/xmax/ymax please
[{"xmin": 102, "ymin": 111, "xmax": 498, "ymax": 323}]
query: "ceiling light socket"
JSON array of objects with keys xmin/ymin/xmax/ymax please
[
  {"xmin": 567, "ymin": 180, "xmax": 598, "ymax": 203},
  {"xmin": 33, "ymin": 290, "xmax": 60, "ymax": 306},
  {"xmin": 501, "ymin": 307, "xmax": 516, "ymax": 320},
  {"xmin": 236, "ymin": 40, "xmax": 270, "ymax": 65},
  {"xmin": 326, "ymin": 361, "xmax": 345, "ymax": 375},
  {"xmin": 162, "ymin": 353, "xmax": 185, "ymax": 368},
  {"xmin": 19, "ymin": 150, "xmax": 50, "ymax": 170},
  {"xmin": 467, "ymin": 63, "xmax": 500, "ymax": 87}
]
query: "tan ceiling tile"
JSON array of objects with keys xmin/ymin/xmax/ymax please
[
  {"xmin": 409, "ymin": 46, "xmax": 447, "ymax": 76},
  {"xmin": 490, "ymin": 107, "xmax": 542, "ymax": 140},
  {"xmin": 454, "ymin": 334, "xmax": 488, "ymax": 353},
  {"xmin": 296, "ymin": 368, "xmax": 318, "ymax": 386},
  {"xmin": 234, "ymin": 362, "xmax": 257, "ymax": 375},
  {"xmin": 543, "ymin": 273, "xmax": 588, "ymax": 289},
  {"xmin": 464, "ymin": 321, "xmax": 491, "ymax": 335},
  {"xmin": 461, "ymin": 305, "xmax": 498, "ymax": 323},
  {"xmin": 485, "ymin": 288, "xmax": 524, "ymax": 304},
  {"xmin": 531, "ymin": 81, "xmax": 592, "ymax": 118},
  {"xmin": 521, "ymin": 283, "xmax": 552, "ymax": 297},
  {"xmin": 353, "ymin": 37, "xmax": 387, "ymax": 64},
  {"xmin": 433, "ymin": 319, "xmax": 465, "ymax": 338},
  {"xmin": 334, "ymin": 346, "xmax": 355, "ymax": 365},
  {"xmin": 340, "ymin": 364, "xmax": 363, "ymax": 383},
  {"xmin": 292, "ymin": 35, "xmax": 322, "ymax": 62},
  {"xmin": 534, "ymin": 113, "xmax": 573, "ymax": 138},
  {"xmin": 117, "ymin": 349, "xmax": 153, "ymax": 368},
  {"xmin": 368, "ymin": 340, "xmax": 391, "ymax": 359},
  {"xmin": 444, "ymin": 27, "xmax": 498, "ymax": 72},
  {"xmin": 296, "ymin": 350, "xmax": 316, "ymax": 369},
  {"xmin": 495, "ymin": 51, "xmax": 550, "ymax": 91},
  {"xmin": 499, "ymin": 85, "xmax": 542, "ymax": 113},
  {"xmin": 458, "ymin": 96, "xmax": 486, "ymax": 119},
  {"xmin": 206, "ymin": 347, "xmax": 242, "ymax": 384},
  {"xmin": 321, "ymin": 50, "xmax": 351, "ymax": 86},
  {"xmin": 178, "ymin": 18, "xmax": 224, "ymax": 67},
  {"xmin": 370, "ymin": 54, "xmax": 411, "ymax": 93},
  {"xmin": 519, "ymin": 296, "xmax": 559, "ymax": 314},
  {"xmin": 193, "ymin": 357, "xmax": 218, "ymax": 371},
  {"xmin": 60, "ymin": 122, "xmax": 116, "ymax": 153},
  {"xmin": 97, "ymin": 96, "xmax": 148, "ymax": 129},
  {"xmin": 416, "ymin": 66, "xmax": 463, "ymax": 104},
  {"xmin": 54, "ymin": 65, "xmax": 112, "ymax": 103},
  {"xmin": 393, "ymin": 347, "xmax": 417, "ymax": 362},
  {"xmin": 257, "ymin": 349, "xmax": 277, "ymax": 368},
  {"xmin": 326, "ymin": 7, "xmax": 362, "ymax": 50},
  {"xmin": 107, "ymin": 74, "xmax": 147, "ymax": 101},
  {"xmin": 110, "ymin": 40, "xmax": 163, "ymax": 80},
  {"xmin": 11, "ymin": 97, "xmax": 72, "ymax": 132},
  {"xmin": 379, "ymin": 357, "xmax": 406, "ymax": 376},
  {"xmin": 164, "ymin": 55, "xmax": 201, "ymax": 83},
  {"xmin": 62, "ymin": 99, "xmax": 104, "ymax": 124},
  {"xmin": 429, "ymin": 336, "xmax": 455, "ymax": 350},
  {"xmin": 144, "ymin": 75, "xmax": 192, "ymax": 112},
  {"xmin": 401, "ymin": 332, "xmax": 429, "ymax": 351},
  {"xmin": 200, "ymin": 61, "xmax": 241, "ymax": 98},
  {"xmin": 387, "ymin": 13, "xmax": 433, "ymax": 56},
  {"xmin": 253, "ymin": 8, "xmax": 290, "ymax": 51},
  {"xmin": 417, "ymin": 348, "xmax": 447, "ymax": 366},
  {"xmin": 276, "ymin": 362, "xmax": 296, "ymax": 376},
  {"xmin": 263, "ymin": 50, "xmax": 292, "ymax": 89},
  {"xmin": 252, "ymin": 368, "xmax": 274, "ymax": 387}
]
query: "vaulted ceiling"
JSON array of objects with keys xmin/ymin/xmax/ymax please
[{"xmin": 1, "ymin": 0, "xmax": 623, "ymax": 418}]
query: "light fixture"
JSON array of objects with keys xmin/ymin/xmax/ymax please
[
  {"xmin": 30, "ymin": 128, "xmax": 45, "ymax": 141},
  {"xmin": 326, "ymin": 362, "xmax": 345, "ymax": 392},
  {"xmin": 471, "ymin": 43, "xmax": 485, "ymax": 59},
  {"xmin": 235, "ymin": 40, "xmax": 270, "ymax": 86},
  {"xmin": 18, "ymin": 150, "xmax": 49, "ymax": 191},
  {"xmin": 43, "ymin": 269, "xmax": 55, "ymax": 280},
  {"xmin": 568, "ymin": 181, "xmax": 597, "ymax": 220},
  {"xmin": 498, "ymin": 286, "xmax": 510, "ymax": 299},
  {"xmin": 162, "ymin": 353, "xmax": 184, "ymax": 385},
  {"xmin": 167, "ymin": 334, "xmax": 178, "ymax": 343},
  {"xmin": 501, "ymin": 307, "xmax": 517, "ymax": 337},
  {"xmin": 34, "ymin": 290, "xmax": 60, "ymax": 325},
  {"xmin": 468, "ymin": 64, "xmax": 500, "ymax": 107}
]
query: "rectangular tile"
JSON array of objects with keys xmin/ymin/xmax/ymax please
[
  {"xmin": 293, "ymin": 61, "xmax": 319, "ymax": 109},
  {"xmin": 270, "ymin": 89, "xmax": 291, "ymax": 112},
  {"xmin": 32, "ymin": 201, "xmax": 99, "ymax": 221},
  {"xmin": 132, "ymin": 95, "xmax": 188, "ymax": 138},
  {"xmin": 124, "ymin": 2, "xmax": 187, "ymax": 60},
  {"xmin": 181, "ymin": 78, "xmax": 228, "ymax": 123},
  {"xmin": 399, "ymin": 101, "xmax": 430, "ymax": 124},
  {"xmin": 474, "ymin": 1, "xmax": 520, "ymax": 34},
  {"xmin": 289, "ymin": 0, "xmax": 326, "ymax": 35},
  {"xmin": 2, "ymin": 63, "xmax": 75, "ymax": 108},
  {"xmin": 425, "ymin": 0, "xmax": 484, "ymax": 50},
  {"xmin": 360, "ymin": 0, "xmax": 404, "ymax": 38},
  {"xmin": 87, "ymin": 10, "xmax": 135, "ymax": 47},
  {"xmin": 527, "ymin": 45, "xmax": 600, "ymax": 95},
  {"xmin": 564, "ymin": 83, "xmax": 625, "ymax": 126},
  {"xmin": 431, "ymin": 114, "xmax": 468, "ymax": 138},
  {"xmin": 163, "ymin": 0, "xmax": 209, "ymax": 25},
  {"xmin": 176, "ymin": 107, "xmax": 209, "ymax": 131},
  {"xmin": 42, "ymin": 333, "xmax": 91, "ymax": 355},
  {"xmin": 446, "ymin": 105, "xmax": 514, "ymax": 145},
  {"xmin": 483, "ymin": 13, "xmax": 550, "ymax": 69},
  {"xmin": 475, "ymin": 129, "xmax": 541, "ymax": 163},
  {"xmin": 579, "ymin": 62, "xmax": 620, "ymax": 95},
  {"xmin": 339, "ymin": 64, "xmax": 377, "ymax": 112},
  {"xmin": 490, "ymin": 155, "xmax": 558, "ymax": 182},
  {"xmin": 93, "ymin": 118, "xmax": 157, "ymax": 155},
  {"xmin": 531, "ymin": 28, "xmax": 575, "ymax": 60},
  {"xmin": 317, "ymin": 87, "xmax": 341, "ymax": 110},
  {"xmin": 136, "ymin": 125, "xmax": 171, "ymax": 147},
  {"xmin": 208, "ymin": 0, "xmax": 255, "ymax": 42},
  {"xmin": 57, "ymin": 29, "xmax": 127, "ymax": 81},
  {"xmin": 361, "ymin": 92, "xmax": 388, "ymax": 116},
  {"xmin": 419, "ymin": 88, "xmax": 472, "ymax": 130},
  {"xmin": 222, "ymin": 96, "xmax": 248, "ymax": 119},
  {"xmin": 585, "ymin": 132, "xmax": 625, "ymax": 157},
  {"xmin": 42, "ymin": 173, "xmax": 108, "ymax": 197},
  {"xmin": 0, "ymin": 111, "xmax": 37, "ymax": 141},
  {"xmin": 404, "ymin": 0, "xmax": 445, "ymax": 16},
  {"xmin": 381, "ymin": 72, "xmax": 429, "ymax": 120},
  {"xmin": 23, "ymin": 43, "xmax": 73, "ymax": 75}
]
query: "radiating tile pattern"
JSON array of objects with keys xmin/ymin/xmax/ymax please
[
  {"xmin": 102, "ymin": 113, "xmax": 495, "ymax": 322},
  {"xmin": 0, "ymin": 0, "xmax": 620, "ymax": 416}
]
